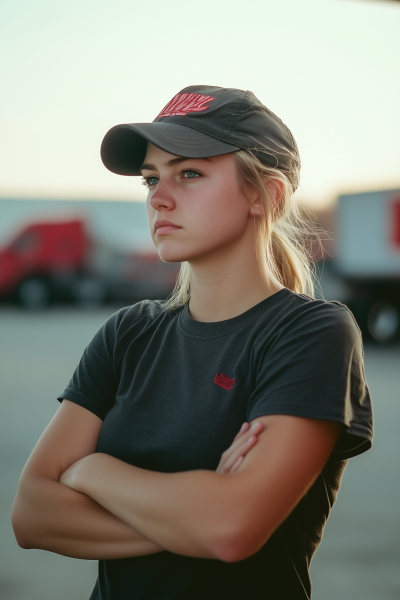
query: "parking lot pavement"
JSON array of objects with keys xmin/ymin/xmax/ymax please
[
  {"xmin": 1, "ymin": 307, "xmax": 399, "ymax": 600},
  {"xmin": 310, "ymin": 345, "xmax": 400, "ymax": 600}
]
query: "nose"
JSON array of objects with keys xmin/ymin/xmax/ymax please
[{"xmin": 149, "ymin": 178, "xmax": 176, "ymax": 212}]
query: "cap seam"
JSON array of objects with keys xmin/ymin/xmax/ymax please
[{"xmin": 224, "ymin": 92, "xmax": 247, "ymax": 140}]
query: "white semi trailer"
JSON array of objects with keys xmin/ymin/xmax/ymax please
[{"xmin": 333, "ymin": 187, "xmax": 400, "ymax": 343}]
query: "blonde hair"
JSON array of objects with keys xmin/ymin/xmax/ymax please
[{"xmin": 165, "ymin": 149, "xmax": 321, "ymax": 311}]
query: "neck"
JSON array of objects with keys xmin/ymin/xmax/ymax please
[{"xmin": 187, "ymin": 230, "xmax": 283, "ymax": 323}]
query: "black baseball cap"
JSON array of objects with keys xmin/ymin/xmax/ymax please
[{"xmin": 100, "ymin": 85, "xmax": 300, "ymax": 191}]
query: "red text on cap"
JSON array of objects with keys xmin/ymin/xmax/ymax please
[{"xmin": 157, "ymin": 93, "xmax": 215, "ymax": 119}]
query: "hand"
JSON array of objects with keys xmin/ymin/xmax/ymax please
[{"xmin": 216, "ymin": 421, "xmax": 264, "ymax": 474}]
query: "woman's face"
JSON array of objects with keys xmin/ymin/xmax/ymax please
[{"xmin": 142, "ymin": 143, "xmax": 257, "ymax": 264}]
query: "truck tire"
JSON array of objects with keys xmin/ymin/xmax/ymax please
[
  {"xmin": 367, "ymin": 301, "xmax": 400, "ymax": 344},
  {"xmin": 71, "ymin": 279, "xmax": 106, "ymax": 308},
  {"xmin": 18, "ymin": 278, "xmax": 52, "ymax": 310}
]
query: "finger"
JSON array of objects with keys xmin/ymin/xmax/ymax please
[
  {"xmin": 226, "ymin": 421, "xmax": 264, "ymax": 457},
  {"xmin": 222, "ymin": 435, "xmax": 258, "ymax": 473},
  {"xmin": 216, "ymin": 422, "xmax": 264, "ymax": 474},
  {"xmin": 249, "ymin": 421, "xmax": 264, "ymax": 435},
  {"xmin": 232, "ymin": 422, "xmax": 250, "ymax": 442},
  {"xmin": 230, "ymin": 456, "xmax": 244, "ymax": 473}
]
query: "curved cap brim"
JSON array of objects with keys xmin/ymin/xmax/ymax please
[{"xmin": 100, "ymin": 122, "xmax": 240, "ymax": 175}]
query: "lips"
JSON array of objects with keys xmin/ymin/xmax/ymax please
[{"xmin": 154, "ymin": 220, "xmax": 182, "ymax": 235}]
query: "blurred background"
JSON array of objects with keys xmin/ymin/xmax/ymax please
[{"xmin": 1, "ymin": 0, "xmax": 399, "ymax": 598}]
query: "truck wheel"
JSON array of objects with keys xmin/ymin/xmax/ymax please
[
  {"xmin": 71, "ymin": 279, "xmax": 106, "ymax": 308},
  {"xmin": 367, "ymin": 302, "xmax": 400, "ymax": 344},
  {"xmin": 18, "ymin": 278, "xmax": 51, "ymax": 310}
]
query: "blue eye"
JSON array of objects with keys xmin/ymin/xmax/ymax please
[
  {"xmin": 142, "ymin": 176, "xmax": 159, "ymax": 188},
  {"xmin": 182, "ymin": 169, "xmax": 200, "ymax": 179},
  {"xmin": 141, "ymin": 169, "xmax": 200, "ymax": 188}
]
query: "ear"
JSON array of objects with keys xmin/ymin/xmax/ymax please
[
  {"xmin": 249, "ymin": 179, "xmax": 285, "ymax": 217},
  {"xmin": 272, "ymin": 180, "xmax": 285, "ymax": 207},
  {"xmin": 245, "ymin": 184, "xmax": 264, "ymax": 217},
  {"xmin": 249, "ymin": 196, "xmax": 264, "ymax": 217}
]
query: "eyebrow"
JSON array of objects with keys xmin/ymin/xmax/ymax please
[{"xmin": 140, "ymin": 156, "xmax": 211, "ymax": 172}]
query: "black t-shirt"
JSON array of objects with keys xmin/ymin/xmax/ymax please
[{"xmin": 58, "ymin": 288, "xmax": 373, "ymax": 600}]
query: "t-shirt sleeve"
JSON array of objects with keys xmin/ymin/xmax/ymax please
[
  {"xmin": 247, "ymin": 301, "xmax": 373, "ymax": 461},
  {"xmin": 57, "ymin": 309, "xmax": 126, "ymax": 420}
]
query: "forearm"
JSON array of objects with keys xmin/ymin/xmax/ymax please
[
  {"xmin": 66, "ymin": 454, "xmax": 244, "ymax": 560},
  {"xmin": 11, "ymin": 474, "xmax": 163, "ymax": 560}
]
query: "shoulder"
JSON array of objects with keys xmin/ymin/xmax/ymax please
[
  {"xmin": 273, "ymin": 290, "xmax": 361, "ymax": 347},
  {"xmin": 102, "ymin": 299, "xmax": 169, "ymax": 337},
  {"xmin": 250, "ymin": 290, "xmax": 365, "ymax": 375},
  {"xmin": 82, "ymin": 299, "xmax": 170, "ymax": 359},
  {"xmin": 248, "ymin": 291, "xmax": 372, "ymax": 457}
]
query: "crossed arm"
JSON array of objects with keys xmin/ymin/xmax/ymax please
[{"xmin": 12, "ymin": 399, "xmax": 342, "ymax": 562}]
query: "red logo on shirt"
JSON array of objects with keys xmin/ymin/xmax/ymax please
[
  {"xmin": 156, "ymin": 93, "xmax": 216, "ymax": 118},
  {"xmin": 214, "ymin": 372, "xmax": 236, "ymax": 390}
]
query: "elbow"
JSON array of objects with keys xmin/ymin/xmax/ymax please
[
  {"xmin": 14, "ymin": 533, "xmax": 34, "ymax": 550},
  {"xmin": 195, "ymin": 479, "xmax": 273, "ymax": 563},
  {"xmin": 11, "ymin": 499, "xmax": 36, "ymax": 550},
  {"xmin": 210, "ymin": 521, "xmax": 271, "ymax": 564},
  {"xmin": 214, "ymin": 540, "xmax": 258, "ymax": 564},
  {"xmin": 212, "ymin": 545, "xmax": 243, "ymax": 564},
  {"xmin": 11, "ymin": 513, "xmax": 34, "ymax": 550}
]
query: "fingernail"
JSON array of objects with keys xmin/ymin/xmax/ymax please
[
  {"xmin": 240, "ymin": 422, "xmax": 247, "ymax": 433},
  {"xmin": 251, "ymin": 422, "xmax": 260, "ymax": 431}
]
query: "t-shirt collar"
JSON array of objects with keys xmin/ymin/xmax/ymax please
[{"xmin": 179, "ymin": 287, "xmax": 291, "ymax": 338}]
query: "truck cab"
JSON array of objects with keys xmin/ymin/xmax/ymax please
[{"xmin": 0, "ymin": 220, "xmax": 88, "ymax": 308}]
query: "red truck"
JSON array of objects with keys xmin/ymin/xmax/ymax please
[{"xmin": 0, "ymin": 219, "xmax": 179, "ymax": 309}]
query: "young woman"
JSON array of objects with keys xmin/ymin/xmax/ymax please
[{"xmin": 12, "ymin": 85, "xmax": 373, "ymax": 600}]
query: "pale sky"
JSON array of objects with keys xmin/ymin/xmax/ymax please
[{"xmin": 1, "ymin": 0, "xmax": 399, "ymax": 208}]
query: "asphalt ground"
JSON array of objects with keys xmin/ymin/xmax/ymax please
[{"xmin": 1, "ymin": 307, "xmax": 399, "ymax": 600}]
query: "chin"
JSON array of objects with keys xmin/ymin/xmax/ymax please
[
  {"xmin": 155, "ymin": 236, "xmax": 199, "ymax": 261},
  {"xmin": 157, "ymin": 247, "xmax": 190, "ymax": 264}
]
